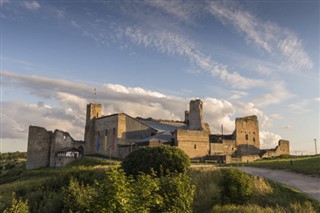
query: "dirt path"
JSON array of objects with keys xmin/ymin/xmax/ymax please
[{"xmin": 239, "ymin": 167, "xmax": 320, "ymax": 202}]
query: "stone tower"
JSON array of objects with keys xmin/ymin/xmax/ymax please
[
  {"xmin": 189, "ymin": 99, "xmax": 203, "ymax": 130},
  {"xmin": 84, "ymin": 103, "xmax": 102, "ymax": 153},
  {"xmin": 85, "ymin": 103, "xmax": 102, "ymax": 126},
  {"xmin": 235, "ymin": 115, "xmax": 260, "ymax": 154}
]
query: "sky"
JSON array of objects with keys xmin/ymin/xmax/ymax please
[{"xmin": 0, "ymin": 0, "xmax": 319, "ymax": 154}]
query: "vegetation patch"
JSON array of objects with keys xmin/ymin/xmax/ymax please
[
  {"xmin": 246, "ymin": 155, "xmax": 320, "ymax": 175},
  {"xmin": 121, "ymin": 146, "xmax": 190, "ymax": 177},
  {"xmin": 1, "ymin": 151, "xmax": 319, "ymax": 212}
]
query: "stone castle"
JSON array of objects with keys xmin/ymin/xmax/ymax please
[{"xmin": 26, "ymin": 99, "xmax": 289, "ymax": 169}]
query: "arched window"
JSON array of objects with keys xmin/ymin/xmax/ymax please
[{"xmin": 245, "ymin": 134, "xmax": 248, "ymax": 140}]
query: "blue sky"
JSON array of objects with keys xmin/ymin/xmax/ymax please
[{"xmin": 1, "ymin": 0, "xmax": 319, "ymax": 154}]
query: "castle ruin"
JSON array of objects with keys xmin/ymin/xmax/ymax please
[{"xmin": 26, "ymin": 99, "xmax": 290, "ymax": 169}]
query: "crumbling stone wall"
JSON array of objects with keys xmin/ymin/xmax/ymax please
[
  {"xmin": 261, "ymin": 140, "xmax": 290, "ymax": 158},
  {"xmin": 26, "ymin": 126, "xmax": 84, "ymax": 169},
  {"xmin": 26, "ymin": 126, "xmax": 52, "ymax": 169},
  {"xmin": 49, "ymin": 130, "xmax": 82, "ymax": 167}
]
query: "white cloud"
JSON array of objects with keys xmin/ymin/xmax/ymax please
[
  {"xmin": 254, "ymin": 81, "xmax": 293, "ymax": 107},
  {"xmin": 203, "ymin": 98, "xmax": 235, "ymax": 134},
  {"xmin": 103, "ymin": 84, "xmax": 166, "ymax": 98},
  {"xmin": 260, "ymin": 131, "xmax": 281, "ymax": 149},
  {"xmin": 22, "ymin": 1, "xmax": 40, "ymax": 11},
  {"xmin": 282, "ymin": 124, "xmax": 293, "ymax": 130},
  {"xmin": 227, "ymin": 90, "xmax": 248, "ymax": 101},
  {"xmin": 288, "ymin": 100, "xmax": 310, "ymax": 114},
  {"xmin": 208, "ymin": 1, "xmax": 313, "ymax": 71}
]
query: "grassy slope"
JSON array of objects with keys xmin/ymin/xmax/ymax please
[
  {"xmin": 191, "ymin": 169, "xmax": 320, "ymax": 213},
  {"xmin": 0, "ymin": 157, "xmax": 118, "ymax": 211},
  {"xmin": 1, "ymin": 156, "xmax": 319, "ymax": 212},
  {"xmin": 245, "ymin": 156, "xmax": 320, "ymax": 175}
]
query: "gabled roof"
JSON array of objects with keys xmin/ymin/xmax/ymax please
[
  {"xmin": 136, "ymin": 131, "xmax": 174, "ymax": 143},
  {"xmin": 138, "ymin": 120, "xmax": 187, "ymax": 133}
]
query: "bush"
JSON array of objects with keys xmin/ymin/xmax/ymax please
[
  {"xmin": 4, "ymin": 193, "xmax": 29, "ymax": 213},
  {"xmin": 121, "ymin": 146, "xmax": 190, "ymax": 177},
  {"xmin": 220, "ymin": 169, "xmax": 253, "ymax": 205},
  {"xmin": 63, "ymin": 168, "xmax": 195, "ymax": 213}
]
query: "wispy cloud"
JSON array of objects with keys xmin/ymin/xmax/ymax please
[
  {"xmin": 22, "ymin": 1, "xmax": 40, "ymax": 11},
  {"xmin": 146, "ymin": 0, "xmax": 202, "ymax": 23},
  {"xmin": 282, "ymin": 124, "xmax": 293, "ymax": 130},
  {"xmin": 288, "ymin": 100, "xmax": 310, "ymax": 113},
  {"xmin": 0, "ymin": 0, "xmax": 9, "ymax": 6},
  {"xmin": 116, "ymin": 26, "xmax": 264, "ymax": 89},
  {"xmin": 254, "ymin": 81, "xmax": 293, "ymax": 107},
  {"xmin": 208, "ymin": 1, "xmax": 313, "ymax": 71}
]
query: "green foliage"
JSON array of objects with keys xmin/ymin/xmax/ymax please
[
  {"xmin": 63, "ymin": 168, "xmax": 195, "ymax": 213},
  {"xmin": 95, "ymin": 169, "xmax": 133, "ymax": 212},
  {"xmin": 157, "ymin": 172, "xmax": 195, "ymax": 213},
  {"xmin": 63, "ymin": 178, "xmax": 98, "ymax": 212},
  {"xmin": 0, "ymin": 152, "xmax": 27, "ymax": 161},
  {"xmin": 4, "ymin": 193, "xmax": 29, "ymax": 213},
  {"xmin": 121, "ymin": 146, "xmax": 190, "ymax": 177},
  {"xmin": 220, "ymin": 169, "xmax": 254, "ymax": 205}
]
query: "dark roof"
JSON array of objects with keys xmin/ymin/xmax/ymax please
[
  {"xmin": 209, "ymin": 134, "xmax": 235, "ymax": 143},
  {"xmin": 138, "ymin": 120, "xmax": 187, "ymax": 132},
  {"xmin": 135, "ymin": 131, "xmax": 174, "ymax": 143}
]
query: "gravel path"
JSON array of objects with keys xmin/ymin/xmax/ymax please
[{"xmin": 239, "ymin": 167, "xmax": 320, "ymax": 202}]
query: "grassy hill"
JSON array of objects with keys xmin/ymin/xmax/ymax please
[
  {"xmin": 244, "ymin": 155, "xmax": 320, "ymax": 175},
  {"xmin": 1, "ymin": 155, "xmax": 319, "ymax": 212}
]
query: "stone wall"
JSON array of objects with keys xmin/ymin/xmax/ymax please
[
  {"xmin": 175, "ymin": 129, "xmax": 209, "ymax": 159},
  {"xmin": 49, "ymin": 130, "xmax": 83, "ymax": 167},
  {"xmin": 261, "ymin": 140, "xmax": 290, "ymax": 158},
  {"xmin": 210, "ymin": 140, "xmax": 236, "ymax": 155},
  {"xmin": 235, "ymin": 115, "xmax": 260, "ymax": 154},
  {"xmin": 94, "ymin": 114, "xmax": 119, "ymax": 157},
  {"xmin": 26, "ymin": 126, "xmax": 52, "ymax": 169}
]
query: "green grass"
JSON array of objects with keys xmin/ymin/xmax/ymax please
[
  {"xmin": 245, "ymin": 156, "xmax": 320, "ymax": 175},
  {"xmin": 0, "ymin": 157, "xmax": 119, "ymax": 211},
  {"xmin": 191, "ymin": 169, "xmax": 320, "ymax": 213}
]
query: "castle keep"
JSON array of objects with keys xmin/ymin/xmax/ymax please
[{"xmin": 26, "ymin": 99, "xmax": 290, "ymax": 169}]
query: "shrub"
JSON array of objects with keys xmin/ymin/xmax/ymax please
[
  {"xmin": 157, "ymin": 172, "xmax": 195, "ymax": 213},
  {"xmin": 220, "ymin": 169, "xmax": 253, "ymax": 204},
  {"xmin": 121, "ymin": 146, "xmax": 190, "ymax": 177},
  {"xmin": 63, "ymin": 168, "xmax": 194, "ymax": 213},
  {"xmin": 4, "ymin": 193, "xmax": 29, "ymax": 213}
]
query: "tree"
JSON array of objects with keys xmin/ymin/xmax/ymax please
[{"xmin": 121, "ymin": 146, "xmax": 190, "ymax": 177}]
